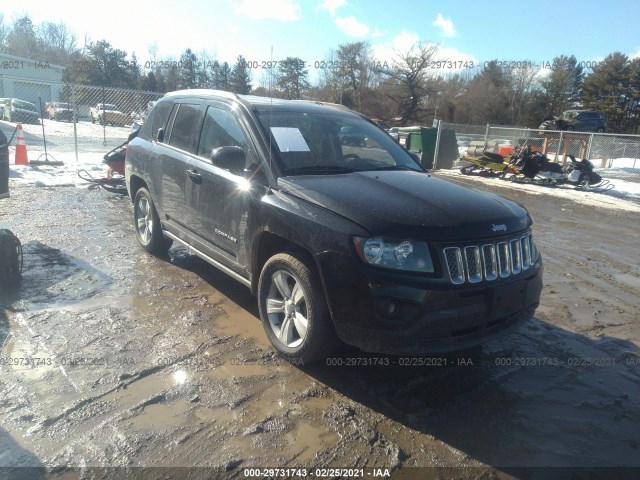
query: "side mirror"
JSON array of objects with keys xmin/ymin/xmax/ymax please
[
  {"xmin": 211, "ymin": 146, "xmax": 246, "ymax": 174},
  {"xmin": 156, "ymin": 127, "xmax": 164, "ymax": 143},
  {"xmin": 408, "ymin": 151, "xmax": 421, "ymax": 164}
]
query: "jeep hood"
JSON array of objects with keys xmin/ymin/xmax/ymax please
[{"xmin": 277, "ymin": 170, "xmax": 530, "ymax": 241}]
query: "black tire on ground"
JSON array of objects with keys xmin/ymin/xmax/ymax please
[
  {"xmin": 133, "ymin": 187, "xmax": 172, "ymax": 255},
  {"xmin": 258, "ymin": 252, "xmax": 337, "ymax": 363}
]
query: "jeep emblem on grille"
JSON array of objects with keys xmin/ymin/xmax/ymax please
[{"xmin": 492, "ymin": 224, "xmax": 507, "ymax": 232}]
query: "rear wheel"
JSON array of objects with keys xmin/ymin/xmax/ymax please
[
  {"xmin": 258, "ymin": 252, "xmax": 337, "ymax": 363},
  {"xmin": 133, "ymin": 187, "xmax": 172, "ymax": 255}
]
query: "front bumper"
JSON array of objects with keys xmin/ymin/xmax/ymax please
[{"xmin": 317, "ymin": 251, "xmax": 543, "ymax": 355}]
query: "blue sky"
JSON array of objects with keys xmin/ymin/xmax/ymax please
[{"xmin": 3, "ymin": 0, "xmax": 640, "ymax": 81}]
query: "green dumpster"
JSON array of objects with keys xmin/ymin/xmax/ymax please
[{"xmin": 397, "ymin": 126, "xmax": 458, "ymax": 170}]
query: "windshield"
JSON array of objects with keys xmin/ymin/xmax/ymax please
[
  {"xmin": 57, "ymin": 103, "xmax": 70, "ymax": 109},
  {"xmin": 561, "ymin": 111, "xmax": 579, "ymax": 120},
  {"xmin": 16, "ymin": 100, "xmax": 37, "ymax": 112},
  {"xmin": 254, "ymin": 110, "xmax": 422, "ymax": 175}
]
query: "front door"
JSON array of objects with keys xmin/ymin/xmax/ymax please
[{"xmin": 187, "ymin": 104, "xmax": 260, "ymax": 270}]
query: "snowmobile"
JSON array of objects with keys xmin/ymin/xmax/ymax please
[
  {"xmin": 78, "ymin": 124, "xmax": 140, "ymax": 194},
  {"xmin": 504, "ymin": 147, "xmax": 564, "ymax": 186},
  {"xmin": 505, "ymin": 147, "xmax": 614, "ymax": 192},
  {"xmin": 459, "ymin": 151, "xmax": 518, "ymax": 177},
  {"xmin": 562, "ymin": 155, "xmax": 614, "ymax": 192}
]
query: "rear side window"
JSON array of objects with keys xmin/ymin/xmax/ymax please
[
  {"xmin": 169, "ymin": 104, "xmax": 201, "ymax": 152},
  {"xmin": 140, "ymin": 101, "xmax": 173, "ymax": 142}
]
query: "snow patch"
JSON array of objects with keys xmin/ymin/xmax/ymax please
[
  {"xmin": 8, "ymin": 151, "xmax": 112, "ymax": 189},
  {"xmin": 437, "ymin": 168, "xmax": 640, "ymax": 213}
]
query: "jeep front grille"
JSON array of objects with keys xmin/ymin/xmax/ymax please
[{"xmin": 443, "ymin": 233, "xmax": 536, "ymax": 285}]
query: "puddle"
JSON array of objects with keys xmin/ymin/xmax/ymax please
[
  {"xmin": 129, "ymin": 399, "xmax": 191, "ymax": 430},
  {"xmin": 208, "ymin": 291, "xmax": 269, "ymax": 348},
  {"xmin": 207, "ymin": 361, "xmax": 273, "ymax": 380},
  {"xmin": 614, "ymin": 273, "xmax": 640, "ymax": 290},
  {"xmin": 285, "ymin": 421, "xmax": 340, "ymax": 463}
]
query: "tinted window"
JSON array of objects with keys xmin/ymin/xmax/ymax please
[
  {"xmin": 16, "ymin": 100, "xmax": 36, "ymax": 111},
  {"xmin": 197, "ymin": 106, "xmax": 249, "ymax": 158},
  {"xmin": 168, "ymin": 104, "xmax": 201, "ymax": 152},
  {"xmin": 140, "ymin": 101, "xmax": 174, "ymax": 142}
]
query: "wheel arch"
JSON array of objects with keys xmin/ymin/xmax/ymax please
[
  {"xmin": 128, "ymin": 175, "xmax": 148, "ymax": 203},
  {"xmin": 251, "ymin": 231, "xmax": 318, "ymax": 296}
]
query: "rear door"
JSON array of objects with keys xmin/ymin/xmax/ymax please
[{"xmin": 156, "ymin": 102, "xmax": 205, "ymax": 236}]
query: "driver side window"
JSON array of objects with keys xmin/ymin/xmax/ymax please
[{"xmin": 198, "ymin": 106, "xmax": 251, "ymax": 162}]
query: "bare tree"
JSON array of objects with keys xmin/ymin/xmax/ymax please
[
  {"xmin": 320, "ymin": 42, "xmax": 372, "ymax": 110},
  {"xmin": 38, "ymin": 21, "xmax": 78, "ymax": 61},
  {"xmin": 505, "ymin": 63, "xmax": 541, "ymax": 125},
  {"xmin": 379, "ymin": 42, "xmax": 440, "ymax": 125},
  {"xmin": 0, "ymin": 14, "xmax": 8, "ymax": 49}
]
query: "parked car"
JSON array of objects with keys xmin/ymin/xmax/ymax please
[
  {"xmin": 0, "ymin": 98, "xmax": 40, "ymax": 124},
  {"xmin": 125, "ymin": 89, "xmax": 543, "ymax": 362},
  {"xmin": 45, "ymin": 101, "xmax": 74, "ymax": 122},
  {"xmin": 90, "ymin": 103, "xmax": 129, "ymax": 126},
  {"xmin": 388, "ymin": 127, "xmax": 399, "ymax": 141},
  {"xmin": 339, "ymin": 126, "xmax": 367, "ymax": 147},
  {"xmin": 540, "ymin": 110, "xmax": 607, "ymax": 133}
]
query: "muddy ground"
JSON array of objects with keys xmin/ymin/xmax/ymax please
[{"xmin": 0, "ymin": 175, "xmax": 639, "ymax": 480}]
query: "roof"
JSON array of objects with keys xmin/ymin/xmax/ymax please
[{"xmin": 162, "ymin": 89, "xmax": 357, "ymax": 115}]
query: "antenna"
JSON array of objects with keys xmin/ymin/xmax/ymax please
[{"xmin": 269, "ymin": 45, "xmax": 274, "ymax": 178}]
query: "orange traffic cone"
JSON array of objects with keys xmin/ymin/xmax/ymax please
[{"xmin": 15, "ymin": 123, "xmax": 29, "ymax": 165}]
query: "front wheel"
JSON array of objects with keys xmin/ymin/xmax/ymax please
[
  {"xmin": 133, "ymin": 187, "xmax": 172, "ymax": 255},
  {"xmin": 258, "ymin": 252, "xmax": 337, "ymax": 363}
]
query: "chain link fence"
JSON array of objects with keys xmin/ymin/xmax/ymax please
[
  {"xmin": 433, "ymin": 121, "xmax": 640, "ymax": 183},
  {"xmin": 3, "ymin": 74, "xmax": 639, "ymax": 183},
  {"xmin": 0, "ymin": 76, "xmax": 162, "ymax": 163}
]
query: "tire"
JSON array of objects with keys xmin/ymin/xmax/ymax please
[
  {"xmin": 133, "ymin": 187, "xmax": 172, "ymax": 255},
  {"xmin": 257, "ymin": 252, "xmax": 337, "ymax": 363}
]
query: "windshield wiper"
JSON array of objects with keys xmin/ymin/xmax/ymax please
[{"xmin": 283, "ymin": 165, "xmax": 354, "ymax": 175}]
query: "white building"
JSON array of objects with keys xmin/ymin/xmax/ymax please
[{"xmin": 0, "ymin": 52, "xmax": 66, "ymax": 105}]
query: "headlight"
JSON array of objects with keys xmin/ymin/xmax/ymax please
[{"xmin": 353, "ymin": 237, "xmax": 434, "ymax": 273}]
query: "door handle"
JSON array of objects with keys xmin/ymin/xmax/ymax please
[{"xmin": 186, "ymin": 169, "xmax": 202, "ymax": 183}]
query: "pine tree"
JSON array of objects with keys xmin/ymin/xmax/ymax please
[
  {"xmin": 541, "ymin": 55, "xmax": 584, "ymax": 117},
  {"xmin": 276, "ymin": 57, "xmax": 309, "ymax": 99},
  {"xmin": 582, "ymin": 52, "xmax": 631, "ymax": 133},
  {"xmin": 229, "ymin": 55, "xmax": 252, "ymax": 94},
  {"xmin": 179, "ymin": 48, "xmax": 199, "ymax": 88}
]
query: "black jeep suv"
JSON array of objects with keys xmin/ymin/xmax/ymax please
[{"xmin": 125, "ymin": 89, "xmax": 543, "ymax": 362}]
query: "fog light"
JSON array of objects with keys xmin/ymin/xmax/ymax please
[{"xmin": 375, "ymin": 299, "xmax": 399, "ymax": 319}]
